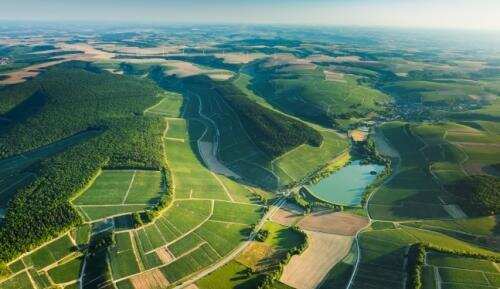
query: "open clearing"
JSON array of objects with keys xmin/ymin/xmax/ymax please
[
  {"xmin": 280, "ymin": 231, "xmax": 353, "ymax": 289},
  {"xmin": 298, "ymin": 211, "xmax": 368, "ymax": 236},
  {"xmin": 270, "ymin": 203, "xmax": 304, "ymax": 226},
  {"xmin": 72, "ymin": 169, "xmax": 164, "ymax": 221}
]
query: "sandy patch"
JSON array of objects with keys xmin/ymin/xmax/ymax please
[
  {"xmin": 306, "ymin": 54, "xmax": 337, "ymax": 63},
  {"xmin": 324, "ymin": 69, "xmax": 346, "ymax": 82},
  {"xmin": 298, "ymin": 211, "xmax": 368, "ymax": 236},
  {"xmin": 280, "ymin": 230, "xmax": 353, "ymax": 289},
  {"xmin": 164, "ymin": 60, "xmax": 202, "ymax": 77},
  {"xmin": 155, "ymin": 246, "xmax": 174, "ymax": 264},
  {"xmin": 130, "ymin": 269, "xmax": 169, "ymax": 289},
  {"xmin": 0, "ymin": 59, "xmax": 67, "ymax": 85},
  {"xmin": 270, "ymin": 204, "xmax": 304, "ymax": 226},
  {"xmin": 57, "ymin": 42, "xmax": 115, "ymax": 60},
  {"xmin": 205, "ymin": 72, "xmax": 234, "ymax": 81},
  {"xmin": 198, "ymin": 141, "xmax": 239, "ymax": 178},
  {"xmin": 214, "ymin": 52, "xmax": 265, "ymax": 64},
  {"xmin": 236, "ymin": 242, "xmax": 275, "ymax": 271},
  {"xmin": 333, "ymin": 55, "xmax": 362, "ymax": 62},
  {"xmin": 184, "ymin": 284, "xmax": 200, "ymax": 289},
  {"xmin": 349, "ymin": 130, "xmax": 368, "ymax": 142}
]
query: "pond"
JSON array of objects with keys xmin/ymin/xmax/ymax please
[{"xmin": 306, "ymin": 160, "xmax": 385, "ymax": 206}]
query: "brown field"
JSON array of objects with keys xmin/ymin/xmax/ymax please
[
  {"xmin": 270, "ymin": 204, "xmax": 304, "ymax": 226},
  {"xmin": 184, "ymin": 284, "xmax": 200, "ymax": 289},
  {"xmin": 214, "ymin": 52, "xmax": 266, "ymax": 64},
  {"xmin": 96, "ymin": 44, "xmax": 182, "ymax": 56},
  {"xmin": 297, "ymin": 211, "xmax": 368, "ymax": 236},
  {"xmin": 280, "ymin": 230, "xmax": 353, "ymax": 289},
  {"xmin": 235, "ymin": 242, "xmax": 275, "ymax": 271},
  {"xmin": 155, "ymin": 247, "xmax": 174, "ymax": 264},
  {"xmin": 130, "ymin": 269, "xmax": 169, "ymax": 289},
  {"xmin": 349, "ymin": 130, "xmax": 368, "ymax": 142},
  {"xmin": 0, "ymin": 42, "xmax": 115, "ymax": 85}
]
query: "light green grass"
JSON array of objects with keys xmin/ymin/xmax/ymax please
[
  {"xmin": 273, "ymin": 130, "xmax": 348, "ymax": 181},
  {"xmin": 211, "ymin": 201, "xmax": 263, "ymax": 225},
  {"xmin": 428, "ymin": 252, "xmax": 498, "ymax": 272},
  {"xmin": 23, "ymin": 235, "xmax": 75, "ymax": 270},
  {"xmin": 47, "ymin": 256, "xmax": 83, "ymax": 284},
  {"xmin": 146, "ymin": 92, "xmax": 184, "ymax": 117},
  {"xmin": 0, "ymin": 271, "xmax": 34, "ymax": 289},
  {"xmin": 195, "ymin": 220, "xmax": 248, "ymax": 256},
  {"xmin": 78, "ymin": 204, "xmax": 149, "ymax": 221},
  {"xmin": 197, "ymin": 260, "xmax": 261, "ymax": 289},
  {"xmin": 109, "ymin": 232, "xmax": 140, "ymax": 280},
  {"xmin": 124, "ymin": 170, "xmax": 163, "ymax": 204},
  {"xmin": 73, "ymin": 170, "xmax": 133, "ymax": 205}
]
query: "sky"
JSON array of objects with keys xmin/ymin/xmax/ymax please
[{"xmin": 2, "ymin": 0, "xmax": 500, "ymax": 30}]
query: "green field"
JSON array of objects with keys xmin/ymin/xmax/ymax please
[
  {"xmin": 145, "ymin": 92, "xmax": 184, "ymax": 117},
  {"xmin": 251, "ymin": 63, "xmax": 390, "ymax": 128},
  {"xmin": 22, "ymin": 234, "xmax": 75, "ymax": 270},
  {"xmin": 109, "ymin": 232, "xmax": 140, "ymax": 280},
  {"xmin": 424, "ymin": 251, "xmax": 500, "ymax": 289},
  {"xmin": 47, "ymin": 256, "xmax": 84, "ymax": 284},
  {"xmin": 197, "ymin": 260, "xmax": 262, "ymax": 289},
  {"xmin": 73, "ymin": 170, "xmax": 164, "ymax": 220}
]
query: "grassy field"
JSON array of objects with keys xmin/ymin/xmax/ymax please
[
  {"xmin": 22, "ymin": 234, "xmax": 75, "ymax": 270},
  {"xmin": 73, "ymin": 169, "xmax": 164, "ymax": 221},
  {"xmin": 251, "ymin": 63, "xmax": 390, "ymax": 129},
  {"xmin": 47, "ymin": 256, "xmax": 84, "ymax": 284},
  {"xmin": 197, "ymin": 260, "xmax": 262, "ymax": 289},
  {"xmin": 145, "ymin": 91, "xmax": 184, "ymax": 117},
  {"xmin": 424, "ymin": 251, "xmax": 500, "ymax": 289},
  {"xmin": 109, "ymin": 232, "xmax": 141, "ymax": 280},
  {"xmin": 351, "ymin": 226, "xmax": 499, "ymax": 289}
]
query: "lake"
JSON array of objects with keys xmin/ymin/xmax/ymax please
[{"xmin": 306, "ymin": 160, "xmax": 384, "ymax": 206}]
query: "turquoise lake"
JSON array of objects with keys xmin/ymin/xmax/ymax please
[{"xmin": 306, "ymin": 160, "xmax": 384, "ymax": 206}]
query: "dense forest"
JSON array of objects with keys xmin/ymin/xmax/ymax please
[
  {"xmin": 0, "ymin": 62, "xmax": 166, "ymax": 262},
  {"xmin": 182, "ymin": 75, "xmax": 323, "ymax": 158},
  {"xmin": 448, "ymin": 175, "xmax": 499, "ymax": 216}
]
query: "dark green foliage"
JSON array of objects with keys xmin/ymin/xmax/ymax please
[
  {"xmin": 87, "ymin": 231, "xmax": 114, "ymax": 256},
  {"xmin": 448, "ymin": 175, "xmax": 499, "ymax": 216},
  {"xmin": 0, "ymin": 62, "xmax": 166, "ymax": 262},
  {"xmin": 210, "ymin": 78, "xmax": 323, "ymax": 158},
  {"xmin": 255, "ymin": 229, "xmax": 269, "ymax": 242},
  {"xmin": 406, "ymin": 243, "xmax": 425, "ymax": 289}
]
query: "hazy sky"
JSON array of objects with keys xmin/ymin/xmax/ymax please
[{"xmin": 2, "ymin": 0, "xmax": 500, "ymax": 30}]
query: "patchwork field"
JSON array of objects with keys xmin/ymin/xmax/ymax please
[
  {"xmin": 424, "ymin": 251, "xmax": 500, "ymax": 289},
  {"xmin": 72, "ymin": 169, "xmax": 164, "ymax": 221}
]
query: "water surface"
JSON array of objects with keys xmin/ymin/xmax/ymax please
[{"xmin": 306, "ymin": 160, "xmax": 384, "ymax": 206}]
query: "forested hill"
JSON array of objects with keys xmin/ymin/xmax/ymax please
[
  {"xmin": 182, "ymin": 75, "xmax": 323, "ymax": 158},
  {"xmin": 0, "ymin": 62, "xmax": 166, "ymax": 262}
]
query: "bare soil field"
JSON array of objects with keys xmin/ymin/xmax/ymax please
[
  {"xmin": 464, "ymin": 162, "xmax": 491, "ymax": 175},
  {"xmin": 0, "ymin": 42, "xmax": 115, "ymax": 85},
  {"xmin": 349, "ymin": 130, "xmax": 368, "ymax": 142},
  {"xmin": 155, "ymin": 246, "xmax": 174, "ymax": 264},
  {"xmin": 270, "ymin": 204, "xmax": 304, "ymax": 226},
  {"xmin": 297, "ymin": 211, "xmax": 368, "ymax": 236},
  {"xmin": 324, "ymin": 69, "xmax": 346, "ymax": 82},
  {"xmin": 130, "ymin": 269, "xmax": 169, "ymax": 289},
  {"xmin": 214, "ymin": 52, "xmax": 266, "ymax": 64},
  {"xmin": 96, "ymin": 44, "xmax": 182, "ymax": 56},
  {"xmin": 280, "ymin": 230, "xmax": 353, "ymax": 289}
]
